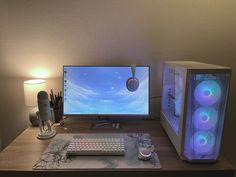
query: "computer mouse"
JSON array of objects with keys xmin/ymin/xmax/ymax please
[{"xmin": 138, "ymin": 147, "xmax": 152, "ymax": 160}]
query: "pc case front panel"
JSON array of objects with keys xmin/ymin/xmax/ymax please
[
  {"xmin": 161, "ymin": 63, "xmax": 187, "ymax": 156},
  {"xmin": 183, "ymin": 71, "xmax": 231, "ymax": 161}
]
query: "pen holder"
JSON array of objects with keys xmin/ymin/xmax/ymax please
[
  {"xmin": 49, "ymin": 90, "xmax": 63, "ymax": 123},
  {"xmin": 52, "ymin": 101, "xmax": 63, "ymax": 123},
  {"xmin": 53, "ymin": 107, "xmax": 63, "ymax": 123}
]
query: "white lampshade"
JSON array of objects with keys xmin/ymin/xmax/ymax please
[{"xmin": 24, "ymin": 79, "xmax": 46, "ymax": 106}]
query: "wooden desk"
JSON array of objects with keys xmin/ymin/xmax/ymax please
[{"xmin": 0, "ymin": 120, "xmax": 235, "ymax": 177}]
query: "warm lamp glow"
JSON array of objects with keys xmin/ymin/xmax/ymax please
[
  {"xmin": 31, "ymin": 68, "xmax": 50, "ymax": 78},
  {"xmin": 24, "ymin": 79, "xmax": 46, "ymax": 106}
]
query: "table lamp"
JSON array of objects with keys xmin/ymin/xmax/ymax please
[{"xmin": 24, "ymin": 79, "xmax": 46, "ymax": 126}]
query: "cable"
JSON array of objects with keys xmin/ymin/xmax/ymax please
[{"xmin": 150, "ymin": 95, "xmax": 162, "ymax": 100}]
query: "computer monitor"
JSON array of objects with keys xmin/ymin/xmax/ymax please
[{"xmin": 63, "ymin": 66, "xmax": 150, "ymax": 117}]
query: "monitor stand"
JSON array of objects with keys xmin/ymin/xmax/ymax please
[{"xmin": 90, "ymin": 119, "xmax": 121, "ymax": 130}]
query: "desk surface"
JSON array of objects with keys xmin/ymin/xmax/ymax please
[{"xmin": 0, "ymin": 120, "xmax": 235, "ymax": 177}]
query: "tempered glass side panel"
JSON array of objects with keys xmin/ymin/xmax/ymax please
[
  {"xmin": 162, "ymin": 64, "xmax": 184, "ymax": 135},
  {"xmin": 184, "ymin": 73, "xmax": 230, "ymax": 161}
]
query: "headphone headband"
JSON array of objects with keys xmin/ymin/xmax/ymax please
[{"xmin": 131, "ymin": 64, "xmax": 136, "ymax": 78}]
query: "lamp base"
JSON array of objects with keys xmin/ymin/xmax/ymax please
[
  {"xmin": 37, "ymin": 130, "xmax": 56, "ymax": 140},
  {"xmin": 29, "ymin": 107, "xmax": 39, "ymax": 126}
]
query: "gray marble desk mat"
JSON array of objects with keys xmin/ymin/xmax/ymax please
[{"xmin": 33, "ymin": 133, "xmax": 161, "ymax": 170}]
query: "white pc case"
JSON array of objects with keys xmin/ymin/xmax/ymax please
[{"xmin": 160, "ymin": 61, "xmax": 231, "ymax": 162}]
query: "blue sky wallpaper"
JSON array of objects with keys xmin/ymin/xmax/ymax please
[{"xmin": 63, "ymin": 66, "xmax": 149, "ymax": 115}]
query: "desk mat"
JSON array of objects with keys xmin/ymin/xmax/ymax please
[{"xmin": 33, "ymin": 133, "xmax": 161, "ymax": 170}]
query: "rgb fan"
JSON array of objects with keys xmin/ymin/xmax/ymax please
[
  {"xmin": 191, "ymin": 131, "xmax": 215, "ymax": 155},
  {"xmin": 194, "ymin": 80, "xmax": 221, "ymax": 106},
  {"xmin": 193, "ymin": 107, "xmax": 218, "ymax": 130}
]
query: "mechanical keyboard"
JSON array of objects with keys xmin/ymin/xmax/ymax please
[{"xmin": 67, "ymin": 137, "xmax": 125, "ymax": 156}]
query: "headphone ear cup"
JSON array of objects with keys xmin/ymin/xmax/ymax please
[{"xmin": 126, "ymin": 77, "xmax": 139, "ymax": 92}]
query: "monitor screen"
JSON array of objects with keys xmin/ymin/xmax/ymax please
[{"xmin": 63, "ymin": 66, "xmax": 149, "ymax": 116}]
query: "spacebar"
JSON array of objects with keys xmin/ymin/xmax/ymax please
[{"xmin": 67, "ymin": 150, "xmax": 124, "ymax": 156}]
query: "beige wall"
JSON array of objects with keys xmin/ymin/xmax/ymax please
[{"xmin": 0, "ymin": 0, "xmax": 236, "ymax": 169}]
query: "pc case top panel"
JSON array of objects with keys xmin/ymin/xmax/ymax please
[
  {"xmin": 183, "ymin": 71, "xmax": 231, "ymax": 161},
  {"xmin": 161, "ymin": 63, "xmax": 186, "ymax": 136},
  {"xmin": 165, "ymin": 61, "xmax": 230, "ymax": 70}
]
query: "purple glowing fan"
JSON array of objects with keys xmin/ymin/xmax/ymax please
[
  {"xmin": 194, "ymin": 80, "xmax": 221, "ymax": 106},
  {"xmin": 193, "ymin": 107, "xmax": 218, "ymax": 130},
  {"xmin": 191, "ymin": 131, "xmax": 215, "ymax": 155}
]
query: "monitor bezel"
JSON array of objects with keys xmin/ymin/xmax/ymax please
[{"xmin": 63, "ymin": 65, "xmax": 150, "ymax": 119}]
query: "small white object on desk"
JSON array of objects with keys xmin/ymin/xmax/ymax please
[{"xmin": 138, "ymin": 145, "xmax": 155, "ymax": 161}]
